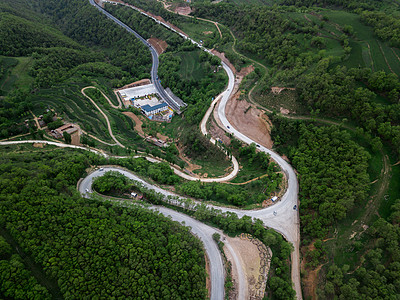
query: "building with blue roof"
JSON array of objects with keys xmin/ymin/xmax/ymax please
[{"xmin": 140, "ymin": 102, "xmax": 169, "ymax": 117}]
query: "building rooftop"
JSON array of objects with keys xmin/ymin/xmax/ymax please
[{"xmin": 141, "ymin": 102, "xmax": 168, "ymax": 112}]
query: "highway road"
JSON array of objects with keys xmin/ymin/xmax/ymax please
[
  {"xmin": 78, "ymin": 167, "xmax": 225, "ymax": 300},
  {"xmin": 89, "ymin": 0, "xmax": 182, "ymax": 112}
]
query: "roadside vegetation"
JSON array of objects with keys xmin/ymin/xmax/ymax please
[
  {"xmin": 92, "ymin": 170, "xmax": 295, "ymax": 299},
  {"xmin": 0, "ymin": 147, "xmax": 207, "ymax": 299},
  {"xmin": 105, "ymin": 2, "xmax": 231, "ymax": 173},
  {"xmin": 3, "ymin": 0, "xmax": 400, "ymax": 299}
]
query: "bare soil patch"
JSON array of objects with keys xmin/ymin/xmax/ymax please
[
  {"xmin": 208, "ymin": 113, "xmax": 231, "ymax": 145},
  {"xmin": 224, "ymin": 234, "xmax": 270, "ymax": 300},
  {"xmin": 156, "ymin": 132, "xmax": 168, "ymax": 142},
  {"xmin": 301, "ymin": 242, "xmax": 316, "ymax": 299},
  {"xmin": 33, "ymin": 143, "xmax": 44, "ymax": 148},
  {"xmin": 225, "ymin": 93, "xmax": 273, "ymax": 149},
  {"xmin": 210, "ymin": 50, "xmax": 236, "ymax": 75},
  {"xmin": 237, "ymin": 65, "xmax": 254, "ymax": 81},
  {"xmin": 203, "ymin": 31, "xmax": 213, "ymax": 35},
  {"xmin": 148, "ymin": 37, "xmax": 168, "ymax": 55},
  {"xmin": 280, "ymin": 107, "xmax": 290, "ymax": 115},
  {"xmin": 122, "ymin": 112, "xmax": 145, "ymax": 137},
  {"xmin": 218, "ymin": 63, "xmax": 273, "ymax": 149},
  {"xmin": 301, "ymin": 240, "xmax": 327, "ymax": 300},
  {"xmin": 177, "ymin": 144, "xmax": 202, "ymax": 173},
  {"xmin": 175, "ymin": 5, "xmax": 192, "ymax": 16},
  {"xmin": 116, "ymin": 79, "xmax": 151, "ymax": 91}
]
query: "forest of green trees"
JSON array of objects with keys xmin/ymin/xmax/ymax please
[
  {"xmin": 0, "ymin": 237, "xmax": 51, "ymax": 299},
  {"xmin": 0, "ymin": 0, "xmax": 152, "ymax": 140},
  {"xmin": 297, "ymin": 64, "xmax": 400, "ymax": 158},
  {"xmin": 0, "ymin": 147, "xmax": 207, "ymax": 299},
  {"xmin": 318, "ymin": 199, "xmax": 400, "ymax": 298},
  {"xmin": 271, "ymin": 118, "xmax": 371, "ymax": 238}
]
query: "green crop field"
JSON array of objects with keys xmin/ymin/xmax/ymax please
[{"xmin": 322, "ymin": 11, "xmax": 400, "ymax": 76}]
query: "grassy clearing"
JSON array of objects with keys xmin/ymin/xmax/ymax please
[
  {"xmin": 230, "ymin": 158, "xmax": 268, "ymax": 183},
  {"xmin": 193, "ymin": 157, "xmax": 231, "ymax": 178},
  {"xmin": 108, "ymin": 110, "xmax": 143, "ymax": 147},
  {"xmin": 176, "ymin": 50, "xmax": 204, "ymax": 81},
  {"xmin": 177, "ymin": 18, "xmax": 219, "ymax": 44},
  {"xmin": 0, "ymin": 56, "xmax": 34, "ymax": 94},
  {"xmin": 379, "ymin": 157, "xmax": 400, "ymax": 219},
  {"xmin": 94, "ymin": 78, "xmax": 120, "ymax": 106},
  {"xmin": 253, "ymin": 89, "xmax": 308, "ymax": 114},
  {"xmin": 11, "ymin": 57, "xmax": 34, "ymax": 90}
]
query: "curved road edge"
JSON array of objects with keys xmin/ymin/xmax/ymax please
[
  {"xmin": 0, "ymin": 139, "xmax": 237, "ymax": 183},
  {"xmin": 78, "ymin": 166, "xmax": 225, "ymax": 300},
  {"xmin": 217, "ymin": 62, "xmax": 301, "ymax": 299}
]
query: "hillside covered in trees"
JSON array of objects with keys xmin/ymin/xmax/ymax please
[{"xmin": 0, "ymin": 146, "xmax": 207, "ymax": 299}]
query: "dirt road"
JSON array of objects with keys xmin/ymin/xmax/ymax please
[{"xmin": 81, "ymin": 86, "xmax": 125, "ymax": 148}]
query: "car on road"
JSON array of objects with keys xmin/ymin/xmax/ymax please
[
  {"xmin": 273, "ymin": 211, "xmax": 277, "ymax": 216},
  {"xmin": 85, "ymin": 188, "xmax": 89, "ymax": 193},
  {"xmin": 227, "ymin": 126, "xmax": 230, "ymax": 129},
  {"xmin": 99, "ymin": 168, "xmax": 104, "ymax": 171},
  {"xmin": 256, "ymin": 144, "xmax": 260, "ymax": 147},
  {"xmin": 293, "ymin": 205, "xmax": 297, "ymax": 210}
]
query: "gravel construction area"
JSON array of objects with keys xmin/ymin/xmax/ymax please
[
  {"xmin": 224, "ymin": 234, "xmax": 271, "ymax": 300},
  {"xmin": 148, "ymin": 37, "xmax": 168, "ymax": 55},
  {"xmin": 224, "ymin": 92, "xmax": 273, "ymax": 149}
]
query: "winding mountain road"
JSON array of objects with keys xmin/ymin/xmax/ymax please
[
  {"xmin": 1, "ymin": 2, "xmax": 303, "ymax": 299},
  {"xmin": 78, "ymin": 166, "xmax": 225, "ymax": 300},
  {"xmin": 216, "ymin": 62, "xmax": 301, "ymax": 297}
]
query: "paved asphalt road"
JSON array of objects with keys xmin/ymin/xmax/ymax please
[
  {"xmin": 217, "ymin": 62, "xmax": 301, "ymax": 299},
  {"xmin": 78, "ymin": 167, "xmax": 225, "ymax": 300},
  {"xmin": 76, "ymin": 1, "xmax": 303, "ymax": 298},
  {"xmin": 89, "ymin": 0, "xmax": 181, "ymax": 111}
]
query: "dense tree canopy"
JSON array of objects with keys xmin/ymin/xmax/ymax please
[
  {"xmin": 271, "ymin": 119, "xmax": 371, "ymax": 238},
  {"xmin": 0, "ymin": 148, "xmax": 207, "ymax": 299},
  {"xmin": 318, "ymin": 199, "xmax": 400, "ymax": 299}
]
